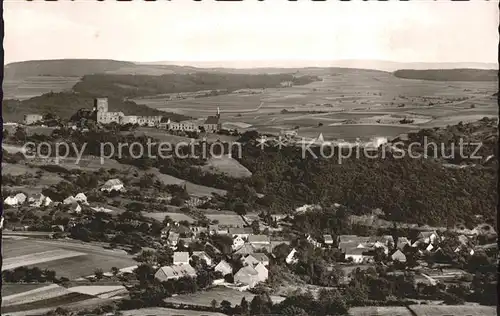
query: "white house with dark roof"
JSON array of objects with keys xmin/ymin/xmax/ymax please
[
  {"xmin": 173, "ymin": 252, "xmax": 190, "ymax": 265},
  {"xmin": 254, "ymin": 262, "xmax": 268, "ymax": 282}
]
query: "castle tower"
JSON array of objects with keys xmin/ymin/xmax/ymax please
[{"xmin": 94, "ymin": 98, "xmax": 109, "ymax": 113}]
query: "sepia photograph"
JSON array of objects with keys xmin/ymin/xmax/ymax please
[{"xmin": 1, "ymin": 1, "xmax": 498, "ymax": 316}]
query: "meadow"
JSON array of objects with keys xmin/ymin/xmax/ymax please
[
  {"xmin": 3, "ymin": 76, "xmax": 81, "ymax": 100},
  {"xmin": 2, "ymin": 238, "xmax": 137, "ymax": 280},
  {"xmin": 134, "ymin": 70, "xmax": 497, "ymax": 141},
  {"xmin": 163, "ymin": 286, "xmax": 285, "ymax": 307}
]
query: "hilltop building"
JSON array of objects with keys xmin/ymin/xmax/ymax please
[{"xmin": 24, "ymin": 114, "xmax": 44, "ymax": 125}]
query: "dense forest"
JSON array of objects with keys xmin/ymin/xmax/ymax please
[
  {"xmin": 72, "ymin": 73, "xmax": 320, "ymax": 99},
  {"xmin": 393, "ymin": 69, "xmax": 497, "ymax": 81},
  {"xmin": 16, "ymin": 117, "xmax": 497, "ymax": 228}
]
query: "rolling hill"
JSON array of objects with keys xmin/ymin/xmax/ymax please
[
  {"xmin": 393, "ymin": 69, "xmax": 498, "ymax": 81},
  {"xmin": 2, "ymin": 92, "xmax": 190, "ymax": 122}
]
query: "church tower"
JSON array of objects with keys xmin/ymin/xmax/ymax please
[{"xmin": 216, "ymin": 106, "xmax": 220, "ymax": 118}]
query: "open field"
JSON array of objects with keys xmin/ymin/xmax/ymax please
[
  {"xmin": 3, "ymin": 125, "xmax": 57, "ymax": 135},
  {"xmin": 2, "ymin": 284, "xmax": 50, "ymax": 297},
  {"xmin": 164, "ymin": 286, "xmax": 284, "ymax": 307},
  {"xmin": 143, "ymin": 212, "xmax": 196, "ymax": 223},
  {"xmin": 122, "ymin": 307, "xmax": 228, "ymax": 316},
  {"xmin": 2, "ymin": 239, "xmax": 137, "ymax": 280},
  {"xmin": 348, "ymin": 306, "xmax": 414, "ymax": 316},
  {"xmin": 135, "ymin": 70, "xmax": 497, "ymax": 140},
  {"xmin": 407, "ymin": 304, "xmax": 497, "ymax": 316},
  {"xmin": 3, "ymin": 76, "xmax": 81, "ymax": 100},
  {"xmin": 205, "ymin": 214, "xmax": 247, "ymax": 227},
  {"xmin": 198, "ymin": 155, "xmax": 252, "ymax": 178},
  {"xmin": 2, "ymin": 250, "xmax": 87, "ymax": 270}
]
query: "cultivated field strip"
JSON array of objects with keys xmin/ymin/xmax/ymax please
[{"xmin": 2, "ymin": 250, "xmax": 87, "ymax": 270}]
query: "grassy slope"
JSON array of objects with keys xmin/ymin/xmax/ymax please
[{"xmin": 393, "ymin": 69, "xmax": 498, "ymax": 81}]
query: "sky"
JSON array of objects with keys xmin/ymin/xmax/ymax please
[{"xmin": 3, "ymin": 1, "xmax": 499, "ymax": 66}]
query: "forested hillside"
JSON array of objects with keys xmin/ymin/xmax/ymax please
[
  {"xmin": 393, "ymin": 69, "xmax": 497, "ymax": 81},
  {"xmin": 2, "ymin": 92, "xmax": 189, "ymax": 122},
  {"xmin": 72, "ymin": 73, "xmax": 320, "ymax": 99}
]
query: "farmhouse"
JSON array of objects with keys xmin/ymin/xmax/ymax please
[
  {"xmin": 344, "ymin": 248, "xmax": 373, "ymax": 264},
  {"xmin": 168, "ymin": 119, "xmax": 199, "ymax": 132},
  {"xmin": 214, "ymin": 260, "xmax": 233, "ymax": 276},
  {"xmin": 28, "ymin": 193, "xmax": 52, "ymax": 207},
  {"xmin": 243, "ymin": 253, "xmax": 270, "ymax": 266},
  {"xmin": 173, "ymin": 252, "xmax": 190, "ymax": 265},
  {"xmin": 229, "ymin": 227, "xmax": 252, "ymax": 239},
  {"xmin": 74, "ymin": 193, "xmax": 88, "ymax": 204},
  {"xmin": 4, "ymin": 193, "xmax": 27, "ymax": 206},
  {"xmin": 191, "ymin": 251, "xmax": 213, "ymax": 266},
  {"xmin": 234, "ymin": 265, "xmax": 260, "ymax": 288},
  {"xmin": 417, "ymin": 231, "xmax": 440, "ymax": 245},
  {"xmin": 101, "ymin": 179, "xmax": 125, "ymax": 192},
  {"xmin": 323, "ymin": 234, "xmax": 334, "ymax": 246},
  {"xmin": 391, "ymin": 250, "xmax": 407, "ymax": 263},
  {"xmin": 154, "ymin": 264, "xmax": 196, "ymax": 281},
  {"xmin": 24, "ymin": 114, "xmax": 44, "ymax": 125}
]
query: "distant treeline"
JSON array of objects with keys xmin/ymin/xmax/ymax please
[
  {"xmin": 72, "ymin": 73, "xmax": 320, "ymax": 99},
  {"xmin": 393, "ymin": 69, "xmax": 498, "ymax": 81},
  {"xmin": 4, "ymin": 59, "xmax": 134, "ymax": 80}
]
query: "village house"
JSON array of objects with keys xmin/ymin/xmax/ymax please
[
  {"xmin": 344, "ymin": 248, "xmax": 374, "ymax": 264},
  {"xmin": 234, "ymin": 265, "xmax": 260, "ymax": 288},
  {"xmin": 68, "ymin": 203, "xmax": 82, "ymax": 214},
  {"xmin": 234, "ymin": 243, "xmax": 256, "ymax": 255},
  {"xmin": 160, "ymin": 228, "xmax": 170, "ymax": 239},
  {"xmin": 232, "ymin": 236, "xmax": 246, "ymax": 251},
  {"xmin": 286, "ymin": 248, "xmax": 299, "ymax": 265},
  {"xmin": 4, "ymin": 193, "xmax": 28, "ymax": 206},
  {"xmin": 167, "ymin": 232, "xmax": 180, "ymax": 247},
  {"xmin": 167, "ymin": 120, "xmax": 199, "ymax": 132},
  {"xmin": 254, "ymin": 262, "xmax": 268, "ymax": 282},
  {"xmin": 243, "ymin": 253, "xmax": 270, "ymax": 267},
  {"xmin": 417, "ymin": 231, "xmax": 440, "ymax": 245},
  {"xmin": 214, "ymin": 260, "xmax": 233, "ymax": 276},
  {"xmin": 154, "ymin": 264, "xmax": 196, "ymax": 282},
  {"xmin": 396, "ymin": 237, "xmax": 410, "ymax": 250},
  {"xmin": 63, "ymin": 196, "xmax": 78, "ymax": 205},
  {"xmin": 173, "ymin": 252, "xmax": 190, "ymax": 265},
  {"xmin": 323, "ymin": 234, "xmax": 334, "ymax": 246},
  {"xmin": 101, "ymin": 179, "xmax": 125, "ymax": 192},
  {"xmin": 24, "ymin": 114, "xmax": 44, "ymax": 125},
  {"xmin": 191, "ymin": 251, "xmax": 213, "ymax": 266},
  {"xmin": 391, "ymin": 249, "xmax": 407, "ymax": 263},
  {"xmin": 74, "ymin": 193, "xmax": 88, "ymax": 204},
  {"xmin": 190, "ymin": 226, "xmax": 208, "ymax": 236},
  {"xmin": 28, "ymin": 193, "xmax": 52, "ymax": 207},
  {"xmin": 229, "ymin": 227, "xmax": 252, "ymax": 239},
  {"xmin": 248, "ymin": 235, "xmax": 271, "ymax": 250}
]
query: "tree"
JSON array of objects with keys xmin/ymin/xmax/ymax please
[
  {"xmin": 94, "ymin": 268, "xmax": 104, "ymax": 280},
  {"xmin": 220, "ymin": 300, "xmax": 232, "ymax": 313},
  {"xmin": 211, "ymin": 299, "xmax": 218, "ymax": 309},
  {"xmin": 111, "ymin": 267, "xmax": 120, "ymax": 276},
  {"xmin": 281, "ymin": 306, "xmax": 309, "ymax": 316},
  {"xmin": 250, "ymin": 294, "xmax": 271, "ymax": 315},
  {"xmin": 240, "ymin": 297, "xmax": 249, "ymax": 315}
]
